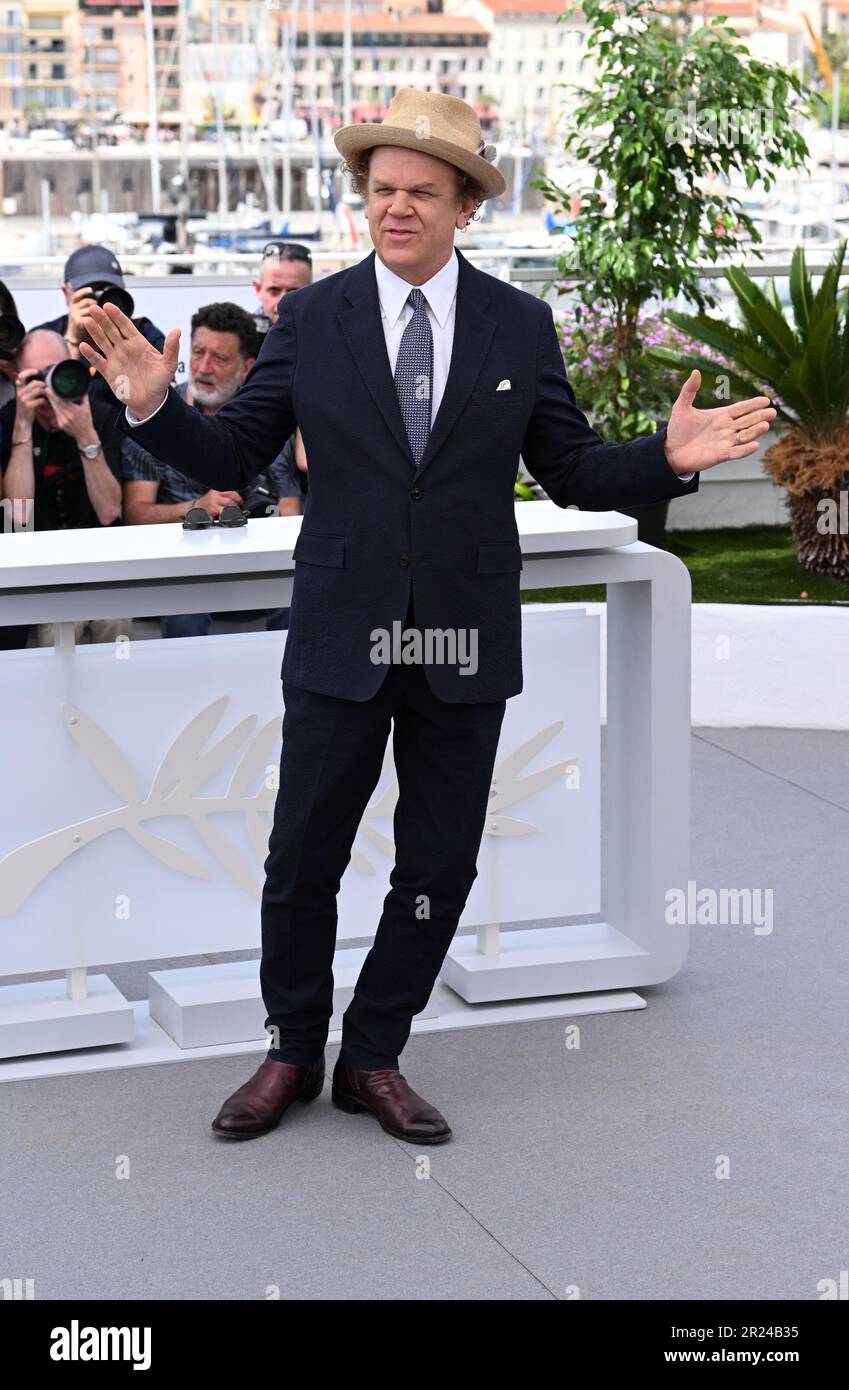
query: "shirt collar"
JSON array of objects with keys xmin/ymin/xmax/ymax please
[{"xmin": 374, "ymin": 248, "xmax": 458, "ymax": 330}]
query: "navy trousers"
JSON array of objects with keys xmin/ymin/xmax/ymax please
[{"xmin": 260, "ymin": 592, "xmax": 507, "ymax": 1069}]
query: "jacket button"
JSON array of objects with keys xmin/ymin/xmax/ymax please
[
  {"xmin": 410, "ymin": 486, "xmax": 421, "ymax": 499},
  {"xmin": 399, "ymin": 553, "xmax": 410, "ymax": 567}
]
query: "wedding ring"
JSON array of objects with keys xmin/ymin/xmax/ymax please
[{"xmin": 735, "ymin": 429, "xmax": 742, "ymax": 445}]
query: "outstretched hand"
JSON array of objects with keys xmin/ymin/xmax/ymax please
[
  {"xmin": 79, "ymin": 302, "xmax": 181, "ymax": 419},
  {"xmin": 664, "ymin": 370, "xmax": 776, "ymax": 476}
]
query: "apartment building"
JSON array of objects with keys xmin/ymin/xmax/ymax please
[
  {"xmin": 273, "ymin": 7, "xmax": 493, "ymax": 131},
  {"xmin": 0, "ymin": 4, "xmax": 24, "ymax": 124},
  {"xmin": 15, "ymin": 0, "xmax": 78, "ymax": 121},
  {"xmin": 77, "ymin": 0, "xmax": 179, "ymax": 123},
  {"xmin": 443, "ymin": 1, "xmax": 585, "ymax": 143}
]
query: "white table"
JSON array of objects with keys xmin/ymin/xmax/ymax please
[{"xmin": 0, "ymin": 504, "xmax": 692, "ymax": 1074}]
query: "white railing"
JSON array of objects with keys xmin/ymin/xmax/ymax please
[{"xmin": 5, "ymin": 243, "xmax": 849, "ymax": 287}]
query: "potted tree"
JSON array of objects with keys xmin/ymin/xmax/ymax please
[
  {"xmin": 532, "ymin": 0, "xmax": 810, "ymax": 541},
  {"xmin": 651, "ymin": 242, "xmax": 849, "ymax": 579}
]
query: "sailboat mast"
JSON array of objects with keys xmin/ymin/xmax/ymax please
[{"xmin": 143, "ymin": 0, "xmax": 161, "ymax": 212}]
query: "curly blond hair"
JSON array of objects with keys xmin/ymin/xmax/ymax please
[{"xmin": 339, "ymin": 146, "xmax": 486, "ymax": 229}]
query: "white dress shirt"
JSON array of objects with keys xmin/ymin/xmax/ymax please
[
  {"xmin": 124, "ymin": 250, "xmax": 694, "ymax": 479},
  {"xmin": 373, "ymin": 248, "xmax": 458, "ymax": 426}
]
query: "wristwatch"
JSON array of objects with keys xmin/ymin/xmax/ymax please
[{"xmin": 78, "ymin": 440, "xmax": 103, "ymax": 460}]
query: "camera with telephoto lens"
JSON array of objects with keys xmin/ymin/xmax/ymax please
[
  {"xmin": 0, "ymin": 313, "xmax": 26, "ymax": 361},
  {"xmin": 33, "ymin": 359, "xmax": 92, "ymax": 402},
  {"xmin": 91, "ymin": 284, "xmax": 135, "ymax": 318}
]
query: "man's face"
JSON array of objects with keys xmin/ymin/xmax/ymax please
[
  {"xmin": 253, "ymin": 258, "xmax": 311, "ymax": 322},
  {"xmin": 365, "ymin": 145, "xmax": 477, "ymax": 283},
  {"xmin": 16, "ymin": 337, "xmax": 68, "ymax": 431},
  {"xmin": 188, "ymin": 326, "xmax": 255, "ymax": 409}
]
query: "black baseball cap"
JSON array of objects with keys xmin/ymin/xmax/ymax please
[{"xmin": 63, "ymin": 244, "xmax": 125, "ymax": 290}]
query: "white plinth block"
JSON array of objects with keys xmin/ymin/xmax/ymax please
[
  {"xmin": 0, "ymin": 975, "xmax": 135, "ymax": 1059},
  {"xmin": 148, "ymin": 960, "xmax": 266, "ymax": 1049},
  {"xmin": 149, "ymin": 951, "xmax": 439, "ymax": 1050},
  {"xmin": 441, "ymin": 924, "xmax": 649, "ymax": 1004}
]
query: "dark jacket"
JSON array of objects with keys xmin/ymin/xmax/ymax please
[{"xmin": 117, "ymin": 248, "xmax": 698, "ymax": 703}]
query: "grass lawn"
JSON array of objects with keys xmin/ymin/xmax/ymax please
[{"xmin": 521, "ymin": 526, "xmax": 849, "ymax": 606}]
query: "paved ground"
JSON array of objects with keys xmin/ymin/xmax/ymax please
[{"xmin": 2, "ymin": 728, "xmax": 847, "ymax": 1300}]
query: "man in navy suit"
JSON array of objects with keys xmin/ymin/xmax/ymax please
[{"xmin": 81, "ymin": 90, "xmax": 775, "ymax": 1145}]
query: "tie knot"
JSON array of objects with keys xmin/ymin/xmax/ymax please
[{"xmin": 408, "ymin": 287, "xmax": 427, "ymax": 313}]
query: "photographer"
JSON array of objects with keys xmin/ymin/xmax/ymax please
[
  {"xmin": 36, "ymin": 245, "xmax": 165, "ymax": 489},
  {"xmin": 250, "ymin": 241, "xmax": 313, "ymax": 519},
  {"xmin": 122, "ymin": 302, "xmax": 301, "ymax": 638},
  {"xmin": 0, "ymin": 279, "xmax": 23, "ymax": 413},
  {"xmin": 0, "ymin": 329, "xmax": 128, "ymax": 647},
  {"xmin": 37, "ymin": 244, "xmax": 165, "ymax": 362},
  {"xmin": 0, "ymin": 280, "xmax": 31, "ymax": 651},
  {"xmin": 252, "ymin": 241, "xmax": 312, "ymax": 334}
]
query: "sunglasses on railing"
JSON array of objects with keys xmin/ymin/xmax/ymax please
[
  {"xmin": 261, "ymin": 241, "xmax": 312, "ymax": 263},
  {"xmin": 182, "ymin": 504, "xmax": 248, "ymax": 530}
]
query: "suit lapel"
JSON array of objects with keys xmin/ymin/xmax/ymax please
[
  {"xmin": 337, "ymin": 249, "xmax": 415, "ymax": 465},
  {"xmin": 337, "ymin": 247, "xmax": 496, "ymax": 478},
  {"xmin": 415, "ymin": 248, "xmax": 494, "ymax": 479}
]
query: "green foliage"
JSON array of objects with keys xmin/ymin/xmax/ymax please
[
  {"xmin": 822, "ymin": 31, "xmax": 849, "ymax": 78},
  {"xmin": 652, "ymin": 241, "xmax": 849, "ymax": 441},
  {"xmin": 555, "ymin": 304, "xmax": 736, "ymax": 438},
  {"xmin": 521, "ymin": 527, "xmax": 849, "ymax": 605},
  {"xmin": 533, "ymin": 0, "xmax": 811, "ymax": 439}
]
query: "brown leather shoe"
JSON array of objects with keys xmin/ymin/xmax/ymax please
[
  {"xmin": 211, "ymin": 1055, "xmax": 325, "ymax": 1140},
  {"xmin": 331, "ymin": 1059, "xmax": 452, "ymax": 1143}
]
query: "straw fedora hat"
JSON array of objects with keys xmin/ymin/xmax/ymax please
[{"xmin": 334, "ymin": 88, "xmax": 506, "ymax": 200}]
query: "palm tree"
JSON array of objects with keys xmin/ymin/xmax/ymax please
[{"xmin": 649, "ymin": 243, "xmax": 849, "ymax": 580}]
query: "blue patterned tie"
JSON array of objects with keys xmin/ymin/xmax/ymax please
[{"xmin": 393, "ymin": 287, "xmax": 433, "ymax": 466}]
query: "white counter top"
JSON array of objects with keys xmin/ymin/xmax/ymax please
[{"xmin": 0, "ymin": 502, "xmax": 637, "ymax": 592}]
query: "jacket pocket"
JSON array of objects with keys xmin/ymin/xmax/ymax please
[
  {"xmin": 292, "ymin": 531, "xmax": 345, "ymax": 568},
  {"xmin": 476, "ymin": 542, "xmax": 523, "ymax": 574},
  {"xmin": 469, "ymin": 387, "xmax": 526, "ymax": 405}
]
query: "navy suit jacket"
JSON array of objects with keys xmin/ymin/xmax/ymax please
[{"xmin": 118, "ymin": 247, "xmax": 698, "ymax": 703}]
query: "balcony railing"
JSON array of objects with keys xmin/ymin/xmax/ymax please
[{"xmin": 3, "ymin": 246, "xmax": 845, "ymax": 290}]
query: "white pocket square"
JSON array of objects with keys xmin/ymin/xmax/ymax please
[{"xmin": 496, "ymin": 379, "xmax": 511, "ymax": 391}]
